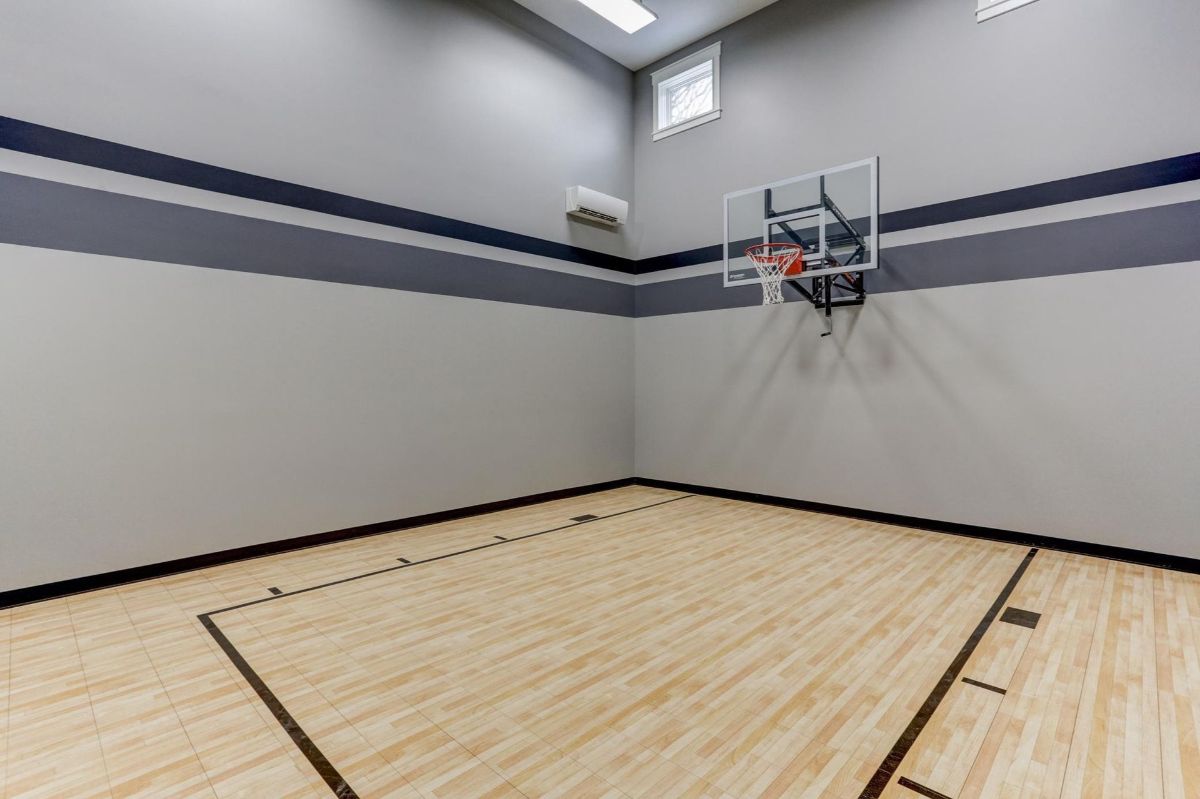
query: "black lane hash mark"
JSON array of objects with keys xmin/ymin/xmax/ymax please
[
  {"xmin": 397, "ymin": 558, "xmax": 411, "ymax": 564},
  {"xmin": 999, "ymin": 606, "xmax": 1041, "ymax": 629},
  {"xmin": 267, "ymin": 587, "xmax": 283, "ymax": 595},
  {"xmin": 494, "ymin": 535, "xmax": 507, "ymax": 541},
  {"xmin": 205, "ymin": 494, "xmax": 691, "ymax": 617},
  {"xmin": 198, "ymin": 494, "xmax": 694, "ymax": 798},
  {"xmin": 897, "ymin": 777, "xmax": 955, "ymax": 799},
  {"xmin": 857, "ymin": 547, "xmax": 1038, "ymax": 799},
  {"xmin": 199, "ymin": 614, "xmax": 358, "ymax": 799},
  {"xmin": 571, "ymin": 514, "xmax": 599, "ymax": 522},
  {"xmin": 962, "ymin": 677, "xmax": 1007, "ymax": 695}
]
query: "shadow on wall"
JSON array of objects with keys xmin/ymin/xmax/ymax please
[{"xmin": 841, "ymin": 279, "xmax": 1172, "ymax": 538}]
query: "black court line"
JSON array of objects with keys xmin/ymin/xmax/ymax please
[
  {"xmin": 1, "ymin": 478, "xmax": 636, "ymax": 610},
  {"xmin": 199, "ymin": 614, "xmax": 357, "ymax": 798},
  {"xmin": 897, "ymin": 776, "xmax": 955, "ymax": 799},
  {"xmin": 962, "ymin": 676, "xmax": 1007, "ymax": 695},
  {"xmin": 857, "ymin": 547, "xmax": 1038, "ymax": 799},
  {"xmin": 198, "ymin": 493, "xmax": 693, "ymax": 797},
  {"xmin": 204, "ymin": 493, "xmax": 691, "ymax": 618}
]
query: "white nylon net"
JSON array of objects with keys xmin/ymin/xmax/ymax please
[{"xmin": 745, "ymin": 244, "xmax": 803, "ymax": 305}]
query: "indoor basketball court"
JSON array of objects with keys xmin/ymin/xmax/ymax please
[{"xmin": 2, "ymin": 1, "xmax": 1199, "ymax": 797}]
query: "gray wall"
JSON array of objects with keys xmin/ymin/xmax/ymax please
[
  {"xmin": 0, "ymin": 0, "xmax": 635, "ymax": 256},
  {"xmin": 3, "ymin": 0, "xmax": 1198, "ymax": 591},
  {"xmin": 0, "ymin": 0, "xmax": 637, "ymax": 592},
  {"xmin": 631, "ymin": 0, "xmax": 1200, "ymax": 556},
  {"xmin": 1, "ymin": 245, "xmax": 632, "ymax": 591},
  {"xmin": 635, "ymin": 262, "xmax": 1200, "ymax": 557},
  {"xmin": 629, "ymin": 0, "xmax": 1200, "ymax": 258}
]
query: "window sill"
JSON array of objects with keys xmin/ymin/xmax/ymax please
[{"xmin": 653, "ymin": 109, "xmax": 722, "ymax": 142}]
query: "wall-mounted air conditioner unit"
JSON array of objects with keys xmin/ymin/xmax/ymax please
[{"xmin": 566, "ymin": 186, "xmax": 628, "ymax": 227}]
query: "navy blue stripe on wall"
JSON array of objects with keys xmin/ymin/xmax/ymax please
[
  {"xmin": 881, "ymin": 152, "xmax": 1200, "ymax": 233},
  {"xmin": 0, "ymin": 172, "xmax": 634, "ymax": 317},
  {"xmin": 4, "ymin": 116, "xmax": 1198, "ymax": 279},
  {"xmin": 635, "ymin": 200, "xmax": 1200, "ymax": 317},
  {"xmin": 635, "ymin": 152, "xmax": 1200, "ymax": 274},
  {"xmin": 0, "ymin": 116, "xmax": 638, "ymax": 274},
  {"xmin": 2, "ymin": 171, "xmax": 1194, "ymax": 318},
  {"xmin": 638, "ymin": 243, "xmax": 726, "ymax": 273}
]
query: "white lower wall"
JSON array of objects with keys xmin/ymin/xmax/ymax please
[
  {"xmin": 0, "ymin": 244, "xmax": 634, "ymax": 592},
  {"xmin": 635, "ymin": 261, "xmax": 1200, "ymax": 558}
]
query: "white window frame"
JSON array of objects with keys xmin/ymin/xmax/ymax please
[
  {"xmin": 651, "ymin": 42, "xmax": 721, "ymax": 142},
  {"xmin": 977, "ymin": 0, "xmax": 1041, "ymax": 22}
]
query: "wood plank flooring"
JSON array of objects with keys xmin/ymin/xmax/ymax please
[{"xmin": 2, "ymin": 485, "xmax": 1199, "ymax": 797}]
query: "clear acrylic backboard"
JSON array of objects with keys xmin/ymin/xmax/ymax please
[{"xmin": 724, "ymin": 157, "xmax": 879, "ymax": 287}]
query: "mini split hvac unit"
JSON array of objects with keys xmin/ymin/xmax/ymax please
[{"xmin": 565, "ymin": 186, "xmax": 628, "ymax": 227}]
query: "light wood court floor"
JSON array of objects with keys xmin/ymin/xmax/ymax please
[{"xmin": 2, "ymin": 486, "xmax": 1199, "ymax": 798}]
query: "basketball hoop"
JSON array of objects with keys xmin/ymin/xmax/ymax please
[{"xmin": 745, "ymin": 243, "xmax": 804, "ymax": 305}]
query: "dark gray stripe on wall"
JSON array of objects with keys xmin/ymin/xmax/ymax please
[
  {"xmin": 0, "ymin": 172, "xmax": 634, "ymax": 316},
  {"xmin": 0, "ymin": 116, "xmax": 636, "ymax": 274},
  {"xmin": 636, "ymin": 153, "xmax": 1200, "ymax": 274},
  {"xmin": 4, "ymin": 116, "xmax": 1197, "ymax": 278},
  {"xmin": 635, "ymin": 200, "xmax": 1200, "ymax": 317},
  {"xmin": 878, "ymin": 200, "xmax": 1200, "ymax": 293}
]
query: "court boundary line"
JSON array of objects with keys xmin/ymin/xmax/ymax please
[
  {"xmin": 197, "ymin": 492, "xmax": 693, "ymax": 799},
  {"xmin": 200, "ymin": 489, "xmax": 1036, "ymax": 799},
  {"xmin": 858, "ymin": 547, "xmax": 1038, "ymax": 799}
]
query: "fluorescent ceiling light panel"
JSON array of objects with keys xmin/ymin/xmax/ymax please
[
  {"xmin": 575, "ymin": 0, "xmax": 657, "ymax": 33},
  {"xmin": 977, "ymin": 0, "xmax": 1041, "ymax": 21}
]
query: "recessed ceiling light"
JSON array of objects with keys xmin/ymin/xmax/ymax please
[{"xmin": 575, "ymin": 0, "xmax": 657, "ymax": 34}]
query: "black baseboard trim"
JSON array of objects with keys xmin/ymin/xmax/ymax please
[
  {"xmin": 0, "ymin": 477, "xmax": 635, "ymax": 610},
  {"xmin": 633, "ymin": 478, "xmax": 1200, "ymax": 575},
  {"xmin": 7, "ymin": 474, "xmax": 1198, "ymax": 610}
]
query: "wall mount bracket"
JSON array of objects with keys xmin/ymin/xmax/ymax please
[{"xmin": 785, "ymin": 272, "xmax": 866, "ymax": 337}]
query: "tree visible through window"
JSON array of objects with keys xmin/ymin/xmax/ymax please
[{"xmin": 664, "ymin": 61, "xmax": 713, "ymax": 127}]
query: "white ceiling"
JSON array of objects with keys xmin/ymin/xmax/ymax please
[{"xmin": 512, "ymin": 0, "xmax": 783, "ymax": 70}]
